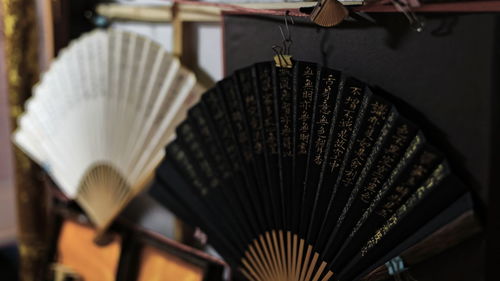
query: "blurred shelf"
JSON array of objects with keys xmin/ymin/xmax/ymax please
[
  {"xmin": 97, "ymin": 1, "xmax": 364, "ymax": 23},
  {"xmin": 97, "ymin": 1, "xmax": 500, "ymax": 24}
]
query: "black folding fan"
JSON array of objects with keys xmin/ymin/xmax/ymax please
[{"xmin": 150, "ymin": 61, "xmax": 472, "ymax": 281}]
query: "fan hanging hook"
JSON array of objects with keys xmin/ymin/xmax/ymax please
[
  {"xmin": 273, "ymin": 11, "xmax": 294, "ymax": 68},
  {"xmin": 391, "ymin": 0, "xmax": 424, "ymax": 32},
  {"xmin": 281, "ymin": 11, "xmax": 294, "ymax": 54}
]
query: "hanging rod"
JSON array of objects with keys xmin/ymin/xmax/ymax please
[
  {"xmin": 96, "ymin": 1, "xmax": 500, "ymax": 23},
  {"xmin": 96, "ymin": 1, "xmax": 363, "ymax": 23}
]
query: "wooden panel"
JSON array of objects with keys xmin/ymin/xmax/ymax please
[
  {"xmin": 0, "ymin": 0, "xmax": 16, "ymax": 246},
  {"xmin": 0, "ymin": 59, "xmax": 15, "ymax": 245},
  {"xmin": 57, "ymin": 220, "xmax": 121, "ymax": 281},
  {"xmin": 137, "ymin": 245, "xmax": 204, "ymax": 281}
]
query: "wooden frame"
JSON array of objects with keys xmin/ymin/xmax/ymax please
[
  {"xmin": 48, "ymin": 202, "xmax": 227, "ymax": 281},
  {"xmin": 97, "ymin": 2, "xmax": 317, "ymax": 23}
]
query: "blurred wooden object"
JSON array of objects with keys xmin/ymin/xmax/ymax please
[
  {"xmin": 172, "ymin": 2, "xmax": 185, "ymax": 59},
  {"xmin": 46, "ymin": 201, "xmax": 227, "ymax": 281},
  {"xmin": 136, "ymin": 246, "xmax": 204, "ymax": 281},
  {"xmin": 118, "ymin": 227, "xmax": 226, "ymax": 281},
  {"xmin": 96, "ymin": 1, "xmax": 500, "ymax": 24},
  {"xmin": 0, "ymin": 1, "xmax": 16, "ymax": 247},
  {"xmin": 56, "ymin": 220, "xmax": 121, "ymax": 281},
  {"xmin": 52, "ymin": 263, "xmax": 83, "ymax": 281},
  {"xmin": 34, "ymin": 0, "xmax": 55, "ymax": 71},
  {"xmin": 361, "ymin": 210, "xmax": 482, "ymax": 280},
  {"xmin": 1, "ymin": 0, "xmax": 51, "ymax": 281},
  {"xmin": 96, "ymin": 2, "xmax": 320, "ymax": 23}
]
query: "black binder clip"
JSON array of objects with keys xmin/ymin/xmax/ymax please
[{"xmin": 273, "ymin": 11, "xmax": 294, "ymax": 68}]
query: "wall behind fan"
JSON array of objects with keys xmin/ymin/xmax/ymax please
[
  {"xmin": 108, "ymin": 0, "xmax": 309, "ymax": 82},
  {"xmin": 112, "ymin": 0, "xmax": 224, "ymax": 82}
]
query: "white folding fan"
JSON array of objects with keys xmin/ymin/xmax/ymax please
[{"xmin": 13, "ymin": 29, "xmax": 202, "ymax": 230}]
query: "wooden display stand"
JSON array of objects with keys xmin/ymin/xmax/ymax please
[{"xmin": 48, "ymin": 198, "xmax": 227, "ymax": 281}]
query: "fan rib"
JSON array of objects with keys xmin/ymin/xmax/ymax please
[
  {"xmin": 296, "ymin": 239, "xmax": 305, "ymax": 281},
  {"xmin": 241, "ymin": 268, "xmax": 257, "ymax": 281},
  {"xmin": 270, "ymin": 231, "xmax": 283, "ymax": 280},
  {"xmin": 299, "ymin": 245, "xmax": 313, "ymax": 281},
  {"xmin": 241, "ymin": 258, "xmax": 262, "ymax": 281},
  {"xmin": 253, "ymin": 238, "xmax": 276, "ymax": 281},
  {"xmin": 304, "ymin": 253, "xmax": 319, "ymax": 281},
  {"xmin": 286, "ymin": 231, "xmax": 292, "ymax": 280},
  {"xmin": 247, "ymin": 244, "xmax": 270, "ymax": 281},
  {"xmin": 278, "ymin": 231, "xmax": 287, "ymax": 281},
  {"xmin": 291, "ymin": 234, "xmax": 298, "ymax": 281},
  {"xmin": 320, "ymin": 271, "xmax": 334, "ymax": 281},
  {"xmin": 260, "ymin": 234, "xmax": 279, "ymax": 281}
]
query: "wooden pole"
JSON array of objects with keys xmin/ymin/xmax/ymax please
[
  {"xmin": 172, "ymin": 2, "xmax": 184, "ymax": 59},
  {"xmin": 34, "ymin": 0, "xmax": 54, "ymax": 71},
  {"xmin": 1, "ymin": 0, "xmax": 50, "ymax": 280}
]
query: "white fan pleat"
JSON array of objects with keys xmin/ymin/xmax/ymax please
[
  {"xmin": 13, "ymin": 28, "xmax": 200, "ymax": 229},
  {"xmin": 131, "ymin": 69, "xmax": 197, "ymax": 184},
  {"xmin": 126, "ymin": 56, "xmax": 178, "ymax": 182}
]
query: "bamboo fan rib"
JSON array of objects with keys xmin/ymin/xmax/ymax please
[
  {"xmin": 240, "ymin": 231, "xmax": 333, "ymax": 281},
  {"xmin": 151, "ymin": 61, "xmax": 471, "ymax": 281},
  {"xmin": 310, "ymin": 0, "xmax": 349, "ymax": 27},
  {"xmin": 13, "ymin": 29, "xmax": 202, "ymax": 230}
]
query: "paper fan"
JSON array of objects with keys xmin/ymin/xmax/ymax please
[
  {"xmin": 151, "ymin": 61, "xmax": 472, "ymax": 280},
  {"xmin": 14, "ymin": 29, "xmax": 202, "ymax": 230}
]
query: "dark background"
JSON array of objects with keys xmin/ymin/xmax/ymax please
[{"xmin": 223, "ymin": 13, "xmax": 499, "ymax": 281}]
